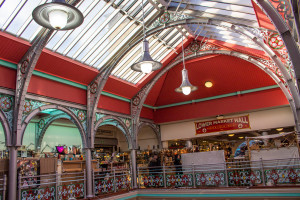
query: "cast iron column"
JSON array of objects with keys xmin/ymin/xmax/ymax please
[
  {"xmin": 130, "ymin": 149, "xmax": 138, "ymax": 188},
  {"xmin": 8, "ymin": 146, "xmax": 18, "ymax": 200},
  {"xmin": 9, "ymin": 29, "xmax": 53, "ymax": 200},
  {"xmin": 85, "ymin": 148, "xmax": 93, "ymax": 197}
]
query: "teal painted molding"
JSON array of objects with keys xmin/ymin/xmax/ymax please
[
  {"xmin": 0, "ymin": 59, "xmax": 17, "ymax": 69},
  {"xmin": 0, "ymin": 59, "xmax": 133, "ymax": 103},
  {"xmin": 153, "ymin": 85, "xmax": 280, "ymax": 110},
  {"xmin": 143, "ymin": 104, "xmax": 156, "ymax": 109},
  {"xmin": 102, "ymin": 91, "xmax": 131, "ymax": 102},
  {"xmin": 0, "ymin": 59, "xmax": 86, "ymax": 89},
  {"xmin": 33, "ymin": 70, "xmax": 87, "ymax": 90},
  {"xmin": 0, "ymin": 59, "xmax": 280, "ymax": 110}
]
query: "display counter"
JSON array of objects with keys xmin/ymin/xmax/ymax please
[{"xmin": 62, "ymin": 160, "xmax": 98, "ymax": 172}]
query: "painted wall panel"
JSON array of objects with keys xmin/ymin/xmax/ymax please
[
  {"xmin": 41, "ymin": 123, "xmax": 82, "ymax": 152},
  {"xmin": 154, "ymin": 88, "xmax": 289, "ymax": 123},
  {"xmin": 137, "ymin": 126, "xmax": 159, "ymax": 150}
]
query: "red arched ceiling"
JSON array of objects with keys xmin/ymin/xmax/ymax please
[{"xmin": 147, "ymin": 54, "xmax": 279, "ymax": 107}]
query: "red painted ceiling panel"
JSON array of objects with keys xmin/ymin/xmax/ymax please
[
  {"xmin": 0, "ymin": 66, "xmax": 16, "ymax": 89},
  {"xmin": 98, "ymin": 95, "xmax": 130, "ymax": 115},
  {"xmin": 140, "ymin": 107, "xmax": 154, "ymax": 120},
  {"xmin": 155, "ymin": 55, "xmax": 276, "ymax": 106},
  {"xmin": 28, "ymin": 75, "xmax": 86, "ymax": 105},
  {"xmin": 145, "ymin": 73, "xmax": 167, "ymax": 106},
  {"xmin": 0, "ymin": 32, "xmax": 29, "ymax": 63},
  {"xmin": 36, "ymin": 50, "xmax": 98, "ymax": 86},
  {"xmin": 154, "ymin": 88, "xmax": 288, "ymax": 123},
  {"xmin": 103, "ymin": 76, "xmax": 138, "ymax": 99}
]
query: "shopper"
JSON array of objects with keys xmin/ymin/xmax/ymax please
[
  {"xmin": 148, "ymin": 154, "xmax": 159, "ymax": 176},
  {"xmin": 174, "ymin": 153, "xmax": 182, "ymax": 175}
]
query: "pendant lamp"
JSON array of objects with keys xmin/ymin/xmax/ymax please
[
  {"xmin": 130, "ymin": 0, "xmax": 162, "ymax": 74},
  {"xmin": 175, "ymin": 35, "xmax": 198, "ymax": 95},
  {"xmin": 32, "ymin": 0, "xmax": 84, "ymax": 30}
]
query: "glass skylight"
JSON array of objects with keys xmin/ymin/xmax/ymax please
[{"xmin": 0, "ymin": 0, "xmax": 262, "ymax": 84}]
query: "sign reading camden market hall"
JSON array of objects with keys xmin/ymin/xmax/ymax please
[{"xmin": 195, "ymin": 115, "xmax": 250, "ymax": 134}]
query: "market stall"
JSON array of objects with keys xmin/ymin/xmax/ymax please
[{"xmin": 246, "ymin": 131, "xmax": 299, "ymax": 161}]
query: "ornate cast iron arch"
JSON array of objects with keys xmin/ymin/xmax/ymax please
[
  {"xmin": 255, "ymin": 0, "xmax": 300, "ymax": 89},
  {"xmin": 36, "ymin": 113, "xmax": 72, "ymax": 150},
  {"xmin": 0, "ymin": 109, "xmax": 11, "ymax": 147},
  {"xmin": 87, "ymin": 19, "xmax": 299, "ymax": 142},
  {"xmin": 20, "ymin": 104, "xmax": 87, "ymax": 148},
  {"xmin": 137, "ymin": 122, "xmax": 162, "ymax": 149},
  {"xmin": 131, "ymin": 50, "xmax": 296, "ymax": 135},
  {"xmin": 145, "ymin": 19, "xmax": 299, "ymax": 107},
  {"xmin": 95, "ymin": 115, "xmax": 132, "ymax": 149}
]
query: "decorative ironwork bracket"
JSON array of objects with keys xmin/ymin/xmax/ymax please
[{"xmin": 12, "ymin": 29, "xmax": 53, "ymax": 146}]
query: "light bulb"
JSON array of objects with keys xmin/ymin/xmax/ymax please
[
  {"xmin": 182, "ymin": 86, "xmax": 191, "ymax": 95},
  {"xmin": 140, "ymin": 62, "xmax": 152, "ymax": 74},
  {"xmin": 205, "ymin": 81, "xmax": 213, "ymax": 88},
  {"xmin": 48, "ymin": 9, "xmax": 68, "ymax": 29}
]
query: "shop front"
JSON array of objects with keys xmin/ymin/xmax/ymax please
[{"xmin": 160, "ymin": 106, "xmax": 297, "ymax": 165}]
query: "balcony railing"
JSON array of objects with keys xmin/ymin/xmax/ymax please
[
  {"xmin": 0, "ymin": 158, "xmax": 298, "ymax": 199},
  {"xmin": 93, "ymin": 168, "xmax": 132, "ymax": 195},
  {"xmin": 0, "ymin": 175, "xmax": 6, "ymax": 200},
  {"xmin": 18, "ymin": 171, "xmax": 85, "ymax": 200},
  {"xmin": 137, "ymin": 158, "xmax": 300, "ymax": 188}
]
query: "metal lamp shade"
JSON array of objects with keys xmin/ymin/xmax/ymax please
[
  {"xmin": 131, "ymin": 39, "xmax": 162, "ymax": 72},
  {"xmin": 32, "ymin": 0, "xmax": 84, "ymax": 30},
  {"xmin": 175, "ymin": 69, "xmax": 198, "ymax": 93}
]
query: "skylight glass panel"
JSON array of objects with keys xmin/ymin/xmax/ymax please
[
  {"xmin": 122, "ymin": 69, "xmax": 136, "ymax": 80},
  {"xmin": 131, "ymin": 72, "xmax": 143, "ymax": 83},
  {"xmin": 47, "ymin": 1, "xmax": 108, "ymax": 52},
  {"xmin": 170, "ymin": 2, "xmax": 256, "ymax": 21},
  {"xmin": 94, "ymin": 6, "xmax": 157, "ymax": 69},
  {"xmin": 157, "ymin": 48, "xmax": 173, "ymax": 62},
  {"xmin": 92, "ymin": 22, "xmax": 138, "ymax": 68},
  {"xmin": 0, "ymin": 0, "xmax": 28, "ymax": 30},
  {"xmin": 157, "ymin": 28, "xmax": 172, "ymax": 39},
  {"xmin": 172, "ymin": 0, "xmax": 254, "ymax": 14},
  {"xmin": 66, "ymin": 11, "xmax": 124, "ymax": 58},
  {"xmin": 116, "ymin": 49, "xmax": 141, "ymax": 77},
  {"xmin": 46, "ymin": 1, "xmax": 104, "ymax": 49},
  {"xmin": 75, "ymin": 16, "xmax": 130, "ymax": 62},
  {"xmin": 127, "ymin": 71, "xmax": 140, "ymax": 82},
  {"xmin": 111, "ymin": 41, "xmax": 141, "ymax": 74},
  {"xmin": 163, "ymin": 29, "xmax": 180, "ymax": 43},
  {"xmin": 119, "ymin": 0, "xmax": 134, "ymax": 11},
  {"xmin": 149, "ymin": 41, "xmax": 164, "ymax": 56},
  {"xmin": 115, "ymin": 0, "xmax": 124, "ymax": 6},
  {"xmin": 5, "ymin": 0, "xmax": 46, "ymax": 34},
  {"xmin": 57, "ymin": 7, "xmax": 114, "ymax": 55},
  {"xmin": 19, "ymin": 19, "xmax": 42, "ymax": 41},
  {"xmin": 152, "ymin": 46, "xmax": 167, "ymax": 62},
  {"xmin": 133, "ymin": 73, "xmax": 146, "ymax": 84}
]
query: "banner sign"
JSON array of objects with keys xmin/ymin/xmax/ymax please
[{"xmin": 195, "ymin": 115, "xmax": 250, "ymax": 134}]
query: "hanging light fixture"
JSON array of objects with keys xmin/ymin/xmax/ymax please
[
  {"xmin": 175, "ymin": 35, "xmax": 198, "ymax": 95},
  {"xmin": 130, "ymin": 0, "xmax": 162, "ymax": 74},
  {"xmin": 32, "ymin": 0, "xmax": 84, "ymax": 30}
]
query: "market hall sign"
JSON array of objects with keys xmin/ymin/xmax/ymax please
[{"xmin": 195, "ymin": 115, "xmax": 250, "ymax": 134}]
